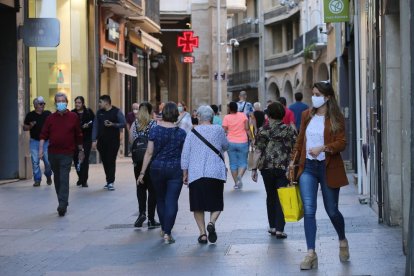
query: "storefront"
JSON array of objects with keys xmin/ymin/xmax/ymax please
[{"xmin": 27, "ymin": 0, "xmax": 89, "ymax": 109}]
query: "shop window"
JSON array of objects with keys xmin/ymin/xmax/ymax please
[{"xmin": 28, "ymin": 0, "xmax": 88, "ymax": 110}]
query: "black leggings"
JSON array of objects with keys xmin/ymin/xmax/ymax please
[{"xmin": 134, "ymin": 163, "xmax": 157, "ymax": 220}]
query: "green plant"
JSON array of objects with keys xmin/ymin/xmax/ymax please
[{"xmin": 303, "ymin": 44, "xmax": 316, "ymax": 60}]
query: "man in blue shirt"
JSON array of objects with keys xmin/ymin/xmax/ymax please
[
  {"xmin": 289, "ymin": 92, "xmax": 309, "ymax": 131},
  {"xmin": 237, "ymin": 91, "xmax": 254, "ymax": 116}
]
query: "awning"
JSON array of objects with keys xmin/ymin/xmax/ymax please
[
  {"xmin": 106, "ymin": 57, "xmax": 137, "ymax": 77},
  {"xmin": 140, "ymin": 30, "xmax": 163, "ymax": 53},
  {"xmin": 128, "ymin": 32, "xmax": 145, "ymax": 49}
]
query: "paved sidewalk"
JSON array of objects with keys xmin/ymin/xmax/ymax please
[{"xmin": 0, "ymin": 158, "xmax": 406, "ymax": 275}]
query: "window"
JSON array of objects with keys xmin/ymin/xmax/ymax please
[
  {"xmin": 234, "ymin": 50, "xmax": 240, "ymax": 73},
  {"xmin": 243, "ymin": 48, "xmax": 248, "ymax": 70},
  {"xmin": 286, "ymin": 21, "xmax": 293, "ymax": 50},
  {"xmin": 272, "ymin": 24, "xmax": 283, "ymax": 54}
]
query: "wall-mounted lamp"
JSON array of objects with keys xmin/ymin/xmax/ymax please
[{"xmin": 150, "ymin": 54, "xmax": 166, "ymax": 69}]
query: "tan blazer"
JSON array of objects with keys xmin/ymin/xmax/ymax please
[{"xmin": 292, "ymin": 109, "xmax": 348, "ymax": 188}]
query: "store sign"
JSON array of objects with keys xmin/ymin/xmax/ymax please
[
  {"xmin": 177, "ymin": 31, "xmax": 199, "ymax": 53},
  {"xmin": 324, "ymin": 0, "xmax": 350, "ymax": 22},
  {"xmin": 181, "ymin": 56, "xmax": 195, "ymax": 63},
  {"xmin": 106, "ymin": 18, "xmax": 120, "ymax": 43},
  {"xmin": 21, "ymin": 18, "xmax": 60, "ymax": 47}
]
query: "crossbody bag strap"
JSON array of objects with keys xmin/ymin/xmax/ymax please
[
  {"xmin": 191, "ymin": 128, "xmax": 224, "ymax": 162},
  {"xmin": 241, "ymin": 101, "xmax": 247, "ymax": 112}
]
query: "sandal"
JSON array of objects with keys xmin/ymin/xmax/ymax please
[
  {"xmin": 268, "ymin": 230, "xmax": 276, "ymax": 236},
  {"xmin": 276, "ymin": 232, "xmax": 288, "ymax": 239},
  {"xmin": 207, "ymin": 222, "xmax": 217, "ymax": 243},
  {"xmin": 198, "ymin": 234, "xmax": 208, "ymax": 244}
]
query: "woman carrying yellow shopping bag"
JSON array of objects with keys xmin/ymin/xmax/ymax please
[
  {"xmin": 251, "ymin": 102, "xmax": 296, "ymax": 238},
  {"xmin": 290, "ymin": 81, "xmax": 349, "ymax": 270}
]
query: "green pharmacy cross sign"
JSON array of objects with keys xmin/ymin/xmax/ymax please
[{"xmin": 324, "ymin": 0, "xmax": 349, "ymax": 22}]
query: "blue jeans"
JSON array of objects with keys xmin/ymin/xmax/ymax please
[
  {"xmin": 150, "ymin": 167, "xmax": 183, "ymax": 235},
  {"xmin": 227, "ymin": 142, "xmax": 248, "ymax": 171},
  {"xmin": 30, "ymin": 139, "xmax": 52, "ymax": 182},
  {"xmin": 299, "ymin": 159, "xmax": 346, "ymax": 250}
]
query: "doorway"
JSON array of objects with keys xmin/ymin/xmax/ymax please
[{"xmin": 0, "ymin": 5, "xmax": 18, "ymax": 179}]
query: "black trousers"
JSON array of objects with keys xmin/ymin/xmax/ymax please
[
  {"xmin": 134, "ymin": 163, "xmax": 157, "ymax": 220},
  {"xmin": 73, "ymin": 140, "xmax": 92, "ymax": 185},
  {"xmin": 49, "ymin": 153, "xmax": 73, "ymax": 208},
  {"xmin": 97, "ymin": 140, "xmax": 120, "ymax": 184},
  {"xmin": 261, "ymin": 168, "xmax": 289, "ymax": 232}
]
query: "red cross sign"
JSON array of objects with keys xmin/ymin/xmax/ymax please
[{"xmin": 177, "ymin": 31, "xmax": 199, "ymax": 53}]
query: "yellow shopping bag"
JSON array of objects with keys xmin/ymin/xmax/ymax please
[{"xmin": 277, "ymin": 184, "xmax": 304, "ymax": 222}]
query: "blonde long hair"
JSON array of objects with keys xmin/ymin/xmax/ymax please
[
  {"xmin": 311, "ymin": 81, "xmax": 344, "ymax": 133},
  {"xmin": 136, "ymin": 103, "xmax": 152, "ymax": 131}
]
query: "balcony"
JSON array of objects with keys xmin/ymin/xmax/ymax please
[
  {"xmin": 145, "ymin": 0, "xmax": 160, "ymax": 26},
  {"xmin": 129, "ymin": 0, "xmax": 161, "ymax": 33},
  {"xmin": 227, "ymin": 0, "xmax": 247, "ymax": 14},
  {"xmin": 264, "ymin": 5, "xmax": 299, "ymax": 26},
  {"xmin": 99, "ymin": 0, "xmax": 143, "ymax": 17},
  {"xmin": 294, "ymin": 24, "xmax": 327, "ymax": 54},
  {"xmin": 265, "ymin": 53, "xmax": 301, "ymax": 71},
  {"xmin": 227, "ymin": 70, "xmax": 259, "ymax": 92},
  {"xmin": 227, "ymin": 23, "xmax": 259, "ymax": 43}
]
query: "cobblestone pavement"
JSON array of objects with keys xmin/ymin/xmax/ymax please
[{"xmin": 0, "ymin": 158, "xmax": 406, "ymax": 275}]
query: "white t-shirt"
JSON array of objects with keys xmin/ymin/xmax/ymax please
[
  {"xmin": 306, "ymin": 115, "xmax": 325, "ymax": 161},
  {"xmin": 176, "ymin": 112, "xmax": 193, "ymax": 133}
]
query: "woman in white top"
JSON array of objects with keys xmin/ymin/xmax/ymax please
[
  {"xmin": 176, "ymin": 101, "xmax": 193, "ymax": 133},
  {"xmin": 181, "ymin": 106, "xmax": 228, "ymax": 244},
  {"xmin": 290, "ymin": 81, "xmax": 349, "ymax": 270}
]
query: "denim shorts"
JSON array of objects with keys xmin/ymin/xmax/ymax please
[{"xmin": 227, "ymin": 142, "xmax": 249, "ymax": 171}]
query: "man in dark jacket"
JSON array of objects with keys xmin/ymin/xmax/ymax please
[{"xmin": 92, "ymin": 95, "xmax": 126, "ymax": 191}]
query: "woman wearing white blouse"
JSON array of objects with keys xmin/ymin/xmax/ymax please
[{"xmin": 290, "ymin": 81, "xmax": 349, "ymax": 270}]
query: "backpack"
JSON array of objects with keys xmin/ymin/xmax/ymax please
[{"xmin": 131, "ymin": 121, "xmax": 150, "ymax": 164}]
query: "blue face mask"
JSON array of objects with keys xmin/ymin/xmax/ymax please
[{"xmin": 56, "ymin": 102, "xmax": 67, "ymax": 112}]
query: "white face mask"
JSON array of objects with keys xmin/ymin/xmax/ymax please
[
  {"xmin": 311, "ymin": 96, "xmax": 326, "ymax": 108},
  {"xmin": 133, "ymin": 109, "xmax": 138, "ymax": 114},
  {"xmin": 177, "ymin": 106, "xmax": 184, "ymax": 113}
]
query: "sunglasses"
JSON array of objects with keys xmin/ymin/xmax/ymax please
[{"xmin": 38, "ymin": 103, "xmax": 46, "ymax": 105}]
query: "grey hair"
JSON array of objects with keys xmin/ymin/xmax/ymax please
[
  {"xmin": 253, "ymin": 102, "xmax": 261, "ymax": 110},
  {"xmin": 54, "ymin": 92, "xmax": 68, "ymax": 102},
  {"xmin": 197, "ymin": 105, "xmax": 214, "ymax": 123}
]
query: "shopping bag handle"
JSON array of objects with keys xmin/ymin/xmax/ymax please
[{"xmin": 288, "ymin": 151, "xmax": 299, "ymax": 186}]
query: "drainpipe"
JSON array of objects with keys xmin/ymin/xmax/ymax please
[
  {"xmin": 258, "ymin": 0, "xmax": 265, "ymax": 104},
  {"xmin": 406, "ymin": 0, "xmax": 414, "ymax": 272},
  {"xmin": 217, "ymin": 0, "xmax": 222, "ymax": 109},
  {"xmin": 354, "ymin": 1, "xmax": 363, "ymax": 194}
]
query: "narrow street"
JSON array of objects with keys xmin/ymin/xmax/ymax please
[{"xmin": 0, "ymin": 158, "xmax": 406, "ymax": 275}]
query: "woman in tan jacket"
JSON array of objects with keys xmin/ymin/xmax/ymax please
[{"xmin": 290, "ymin": 81, "xmax": 349, "ymax": 270}]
